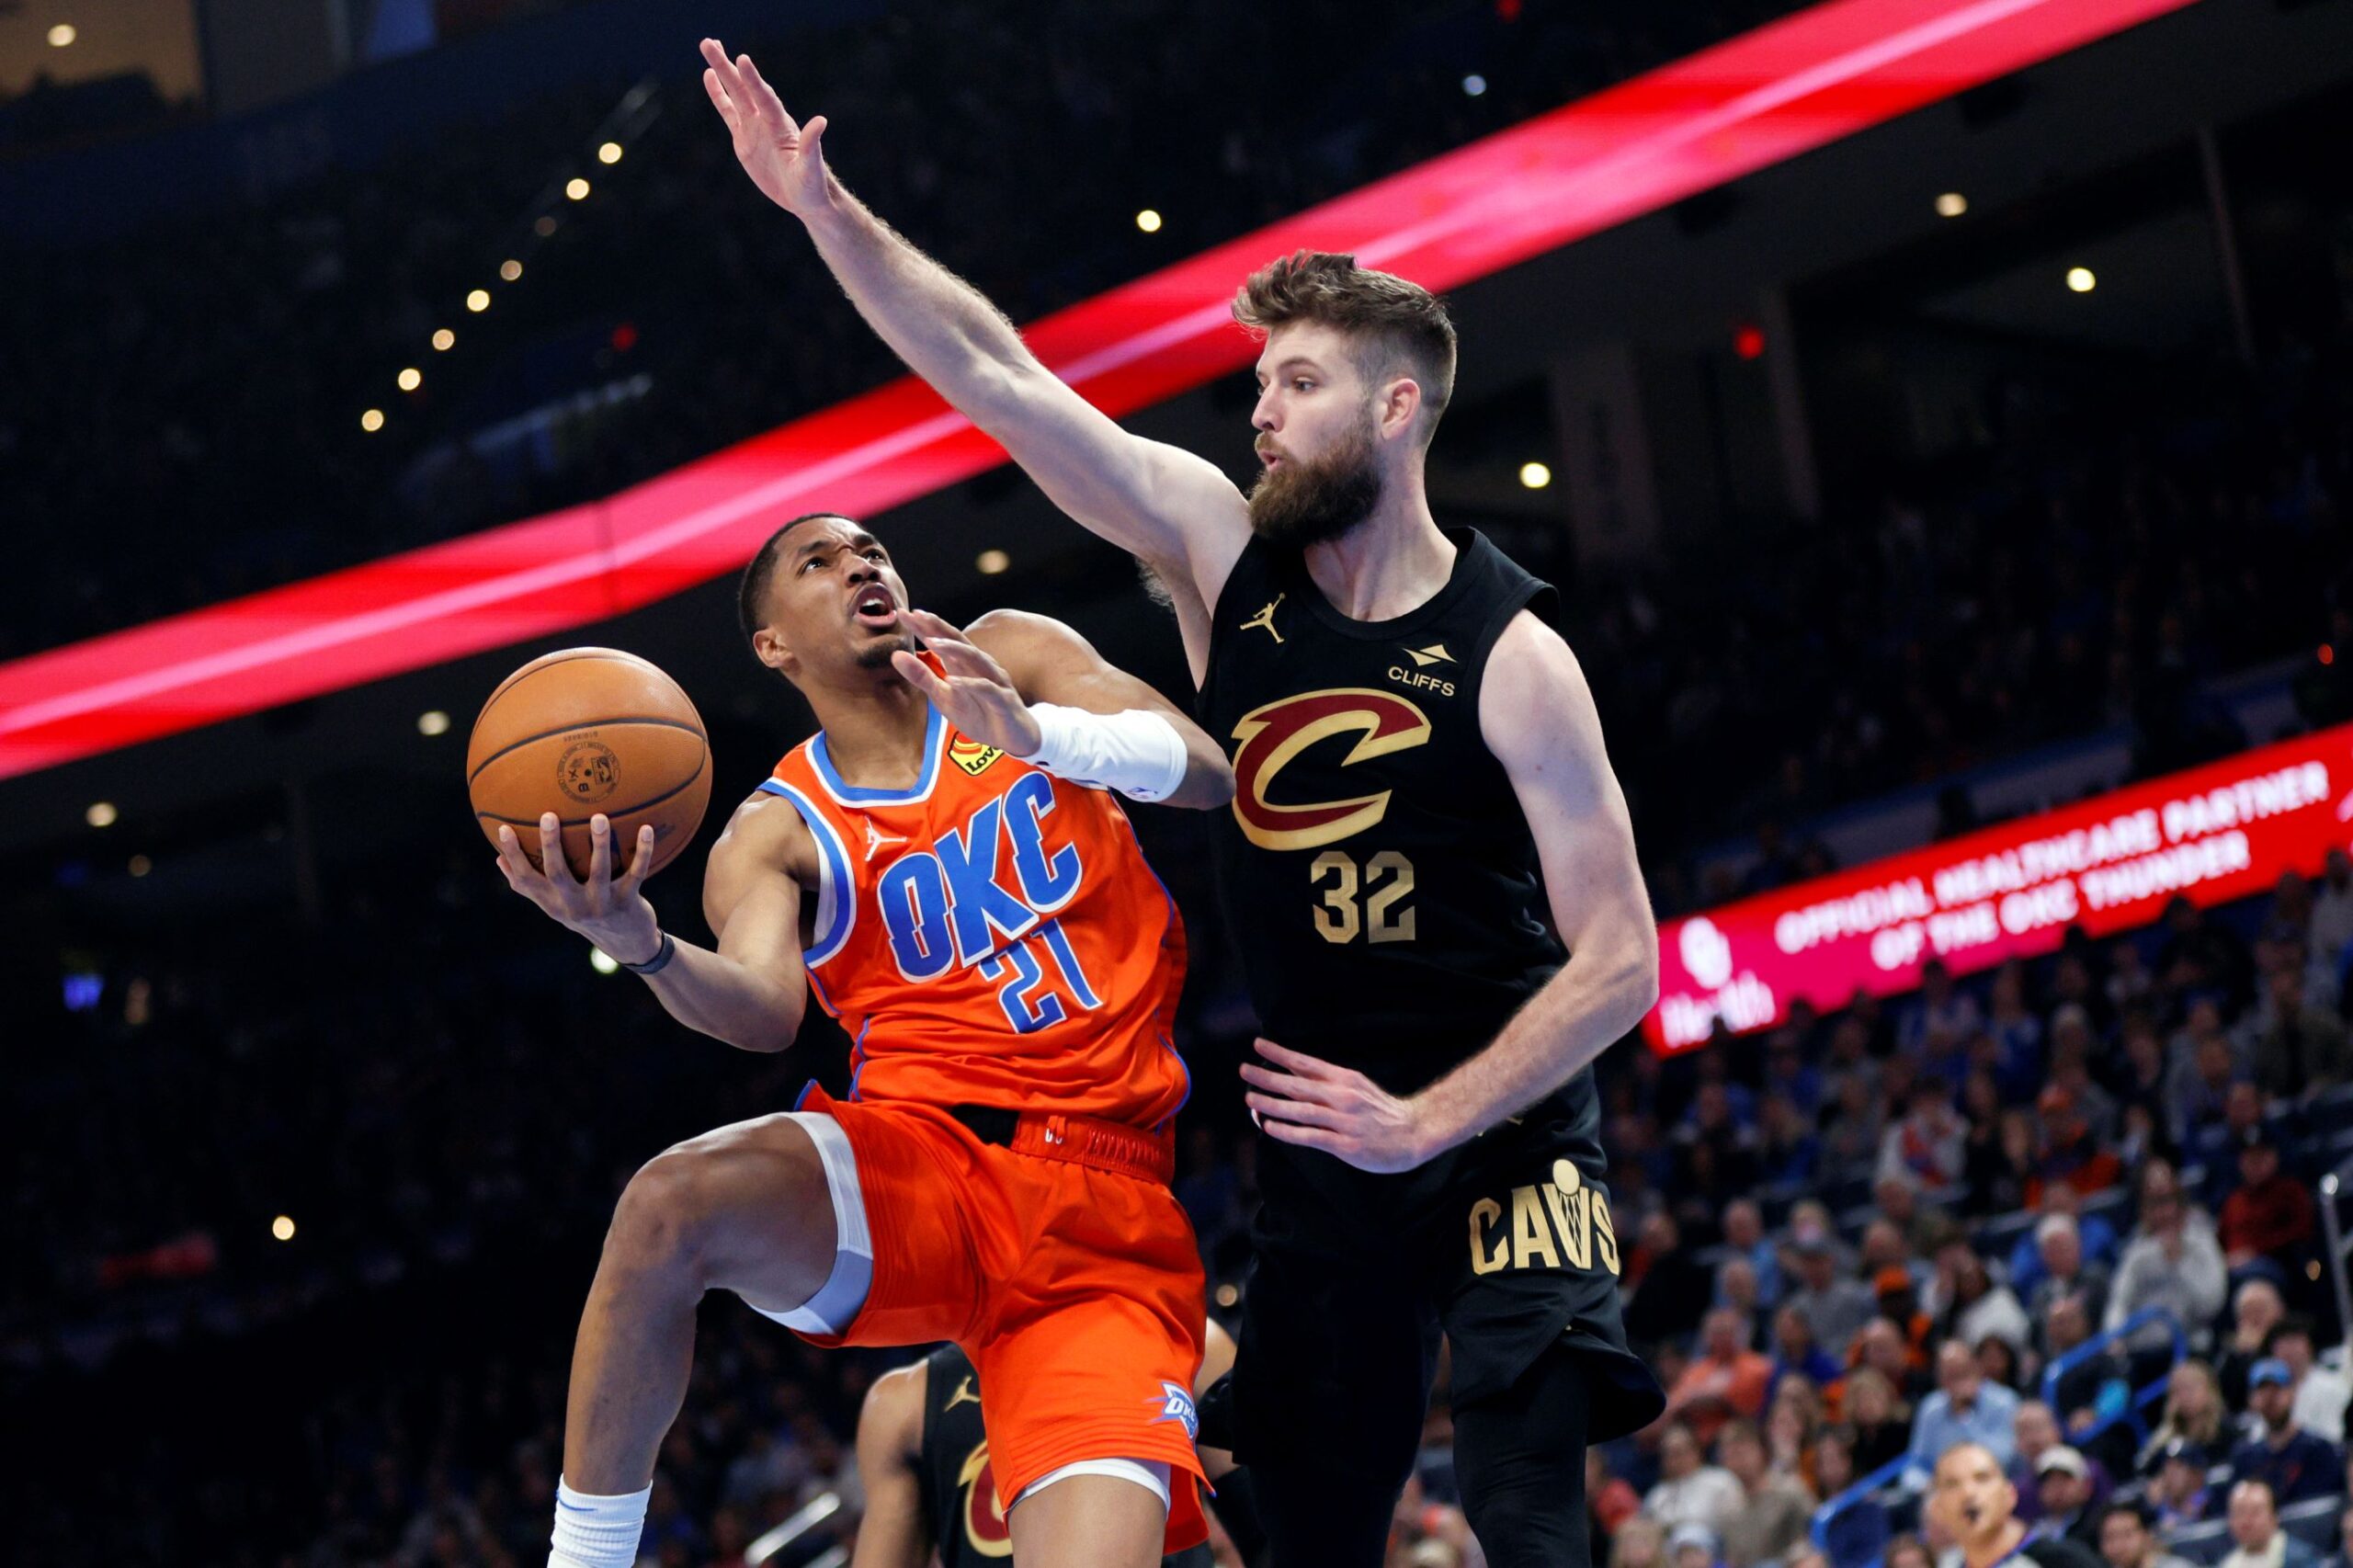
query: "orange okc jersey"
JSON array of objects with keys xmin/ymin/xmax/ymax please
[{"xmin": 763, "ymin": 703, "xmax": 1191, "ymax": 1130}]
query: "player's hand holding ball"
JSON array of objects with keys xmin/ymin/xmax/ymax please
[
  {"xmin": 494, "ymin": 812, "xmax": 664, "ymax": 967},
  {"xmin": 890, "ymin": 609, "xmax": 1045, "ymax": 759}
]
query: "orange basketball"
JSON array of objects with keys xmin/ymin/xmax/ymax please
[{"xmin": 467, "ymin": 648, "xmax": 713, "ymax": 881}]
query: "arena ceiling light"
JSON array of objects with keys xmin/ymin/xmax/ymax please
[{"xmin": 0, "ymin": 0, "xmax": 2201, "ymax": 780}]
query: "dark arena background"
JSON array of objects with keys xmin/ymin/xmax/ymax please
[{"xmin": 7, "ymin": 0, "xmax": 2353, "ymax": 1563}]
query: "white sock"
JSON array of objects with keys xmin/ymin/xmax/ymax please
[{"xmin": 549, "ymin": 1476, "xmax": 651, "ymax": 1568}]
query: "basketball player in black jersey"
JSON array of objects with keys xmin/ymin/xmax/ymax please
[
  {"xmin": 703, "ymin": 38, "xmax": 1667, "ymax": 1568},
  {"xmin": 852, "ymin": 1323, "xmax": 1248, "ymax": 1568}
]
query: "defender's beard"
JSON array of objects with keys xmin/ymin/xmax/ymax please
[{"xmin": 1248, "ymin": 408, "xmax": 1383, "ymax": 549}]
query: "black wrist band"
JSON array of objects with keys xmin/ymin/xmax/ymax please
[{"xmin": 619, "ymin": 931, "xmax": 676, "ymax": 975}]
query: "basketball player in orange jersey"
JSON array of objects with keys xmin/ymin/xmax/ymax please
[
  {"xmin": 493, "ymin": 511, "xmax": 1235, "ymax": 1568},
  {"xmin": 702, "ymin": 38, "xmax": 1666, "ymax": 1568}
]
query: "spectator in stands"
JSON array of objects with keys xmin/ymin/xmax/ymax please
[
  {"xmin": 1902, "ymin": 960, "xmax": 1984, "ymax": 1059},
  {"xmin": 1815, "ymin": 1426, "xmax": 1891, "ymax": 1568},
  {"xmin": 2048, "ymin": 1023, "xmax": 2124, "ymax": 1148},
  {"xmin": 1823, "ymin": 1070, "xmax": 1892, "ymax": 1189},
  {"xmin": 1645, "ymin": 1422, "xmax": 1745, "ymax": 1534},
  {"xmin": 2250, "ymin": 965, "xmax": 2350, "ymax": 1102},
  {"xmin": 1986, "ymin": 961, "xmax": 2048, "ymax": 1103},
  {"xmin": 2192, "ymin": 1084, "xmax": 2277, "ymax": 1210},
  {"xmin": 2141, "ymin": 1360, "xmax": 2233, "ymax": 1476},
  {"xmin": 1789, "ymin": 1231, "xmax": 1877, "ymax": 1359},
  {"xmin": 2030, "ymin": 1213, "xmax": 2114, "ymax": 1331},
  {"xmin": 2149, "ymin": 1439, "xmax": 2217, "ymax": 1529},
  {"xmin": 2229, "ymin": 1359, "xmax": 2344, "ymax": 1506},
  {"xmin": 1978, "ymin": 1334, "xmax": 2028, "ymax": 1397},
  {"xmin": 1667, "ymin": 1306, "xmax": 1777, "ymax": 1448},
  {"xmin": 2014, "ymin": 1186, "xmax": 2123, "ymax": 1298},
  {"xmin": 1669, "ymin": 1521, "xmax": 1723, "ymax": 1568},
  {"xmin": 1718, "ymin": 1419, "xmax": 1815, "ymax": 1568},
  {"xmin": 1907, "ymin": 1339, "xmax": 2025, "ymax": 1488},
  {"xmin": 1765, "ymin": 1030, "xmax": 1825, "ymax": 1118},
  {"xmin": 1630, "ymin": 1212, "xmax": 1718, "ymax": 1351},
  {"xmin": 2267, "ymin": 1318, "xmax": 2350, "ymax": 1448},
  {"xmin": 2309, "ymin": 849, "xmax": 2353, "ymax": 971},
  {"xmin": 1969, "ymin": 1097, "xmax": 2040, "ymax": 1217},
  {"xmin": 1613, "ymin": 1515, "xmax": 1670, "ymax": 1568},
  {"xmin": 1881, "ymin": 1078, "xmax": 1971, "ymax": 1198},
  {"xmin": 1884, "ymin": 1534, "xmax": 1936, "ymax": 1568},
  {"xmin": 2096, "ymin": 1499, "xmax": 2197, "ymax": 1568},
  {"xmin": 2015, "ymin": 1401, "xmax": 2068, "ymax": 1519},
  {"xmin": 2168, "ymin": 1015, "xmax": 2243, "ymax": 1153},
  {"xmin": 1591, "ymin": 1449, "xmax": 1645, "ymax": 1546},
  {"xmin": 2107, "ymin": 1159, "xmax": 2228, "ymax": 1342},
  {"xmin": 2221, "ymin": 1480, "xmax": 2322, "ymax": 1568},
  {"xmin": 1720, "ymin": 1199, "xmax": 1782, "ymax": 1307},
  {"xmin": 1847, "ymin": 1367, "xmax": 1915, "ymax": 1474},
  {"xmin": 1935, "ymin": 1242, "xmax": 2033, "ymax": 1358},
  {"xmin": 2222, "ymin": 1281, "xmax": 2290, "ymax": 1408},
  {"xmin": 2219, "ymin": 1130, "xmax": 2317, "ymax": 1274},
  {"xmin": 1863, "ymin": 1217, "xmax": 1934, "ymax": 1296},
  {"xmin": 1756, "ymin": 1090, "xmax": 1824, "ymax": 1187},
  {"xmin": 1772, "ymin": 1302, "xmax": 1847, "ymax": 1403},
  {"xmin": 2032, "ymin": 1083, "xmax": 2127, "ymax": 1200},
  {"xmin": 2029, "ymin": 1446, "xmax": 2104, "ymax": 1548},
  {"xmin": 1859, "ymin": 1312, "xmax": 1934, "ymax": 1403}
]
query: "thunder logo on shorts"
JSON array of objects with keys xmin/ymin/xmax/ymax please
[{"xmin": 761, "ymin": 679, "xmax": 1191, "ymax": 1130}]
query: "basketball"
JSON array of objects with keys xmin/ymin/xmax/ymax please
[{"xmin": 466, "ymin": 648, "xmax": 713, "ymax": 880}]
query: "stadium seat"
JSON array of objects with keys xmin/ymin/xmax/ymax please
[
  {"xmin": 2163, "ymin": 1519, "xmax": 2234, "ymax": 1565},
  {"xmin": 2282, "ymin": 1495, "xmax": 2346, "ymax": 1556}
]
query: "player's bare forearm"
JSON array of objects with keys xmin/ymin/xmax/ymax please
[
  {"xmin": 637, "ymin": 939, "xmax": 805, "ymax": 1054},
  {"xmin": 1409, "ymin": 939, "xmax": 1657, "ymax": 1153},
  {"xmin": 801, "ymin": 185, "xmax": 1045, "ymax": 433}
]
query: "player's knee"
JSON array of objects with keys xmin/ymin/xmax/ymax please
[{"xmin": 606, "ymin": 1145, "xmax": 729, "ymax": 1278}]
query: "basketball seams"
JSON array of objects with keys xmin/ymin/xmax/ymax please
[
  {"xmin": 481, "ymin": 647, "xmax": 663, "ymax": 710},
  {"xmin": 466, "ymin": 717, "xmax": 707, "ymax": 785},
  {"xmin": 473, "ymin": 748, "xmax": 710, "ymax": 830}
]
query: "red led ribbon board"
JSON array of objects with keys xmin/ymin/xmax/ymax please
[
  {"xmin": 1647, "ymin": 722, "xmax": 2353, "ymax": 1054},
  {"xmin": 0, "ymin": 0, "xmax": 2198, "ymax": 779}
]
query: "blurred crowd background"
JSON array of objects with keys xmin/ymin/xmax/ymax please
[{"xmin": 8, "ymin": 0, "xmax": 2353, "ymax": 1565}]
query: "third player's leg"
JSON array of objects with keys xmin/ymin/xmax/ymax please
[
  {"xmin": 563, "ymin": 1112, "xmax": 844, "ymax": 1494},
  {"xmin": 1451, "ymin": 1341, "xmax": 1594, "ymax": 1568}
]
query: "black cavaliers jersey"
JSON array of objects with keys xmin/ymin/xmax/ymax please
[
  {"xmin": 1198, "ymin": 528, "xmax": 1567, "ymax": 1093},
  {"xmin": 915, "ymin": 1345, "xmax": 1212, "ymax": 1567}
]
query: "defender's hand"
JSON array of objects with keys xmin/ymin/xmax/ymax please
[
  {"xmin": 1241, "ymin": 1039, "xmax": 1437, "ymax": 1174},
  {"xmin": 494, "ymin": 812, "xmax": 662, "ymax": 965},
  {"xmin": 699, "ymin": 38, "xmax": 829, "ymax": 217},
  {"xmin": 891, "ymin": 609, "xmax": 1046, "ymax": 758}
]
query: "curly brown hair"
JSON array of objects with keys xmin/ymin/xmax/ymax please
[{"xmin": 1233, "ymin": 250, "xmax": 1457, "ymax": 439}]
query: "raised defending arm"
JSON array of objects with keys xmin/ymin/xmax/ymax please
[{"xmin": 698, "ymin": 40, "xmax": 1250, "ymax": 631}]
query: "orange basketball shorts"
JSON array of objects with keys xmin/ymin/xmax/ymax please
[{"xmin": 788, "ymin": 1085, "xmax": 1209, "ymax": 1553}]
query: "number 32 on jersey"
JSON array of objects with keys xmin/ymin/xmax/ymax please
[{"xmin": 1311, "ymin": 849, "xmax": 1415, "ymax": 945}]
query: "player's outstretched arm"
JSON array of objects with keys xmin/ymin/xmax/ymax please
[
  {"xmin": 698, "ymin": 40, "xmax": 1250, "ymax": 617},
  {"xmin": 493, "ymin": 801, "xmax": 811, "ymax": 1052},
  {"xmin": 891, "ymin": 608, "xmax": 1235, "ymax": 811},
  {"xmin": 1239, "ymin": 615, "xmax": 1657, "ymax": 1170},
  {"xmin": 850, "ymin": 1361, "xmax": 933, "ymax": 1568}
]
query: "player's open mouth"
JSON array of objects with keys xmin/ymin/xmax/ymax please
[{"xmin": 851, "ymin": 585, "xmax": 899, "ymax": 630}]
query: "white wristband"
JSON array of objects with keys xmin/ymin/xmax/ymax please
[{"xmin": 1021, "ymin": 703, "xmax": 1190, "ymax": 802}]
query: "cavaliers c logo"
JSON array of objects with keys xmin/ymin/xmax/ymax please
[
  {"xmin": 1230, "ymin": 688, "xmax": 1432, "ymax": 851},
  {"xmin": 956, "ymin": 1443, "xmax": 1013, "ymax": 1557}
]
